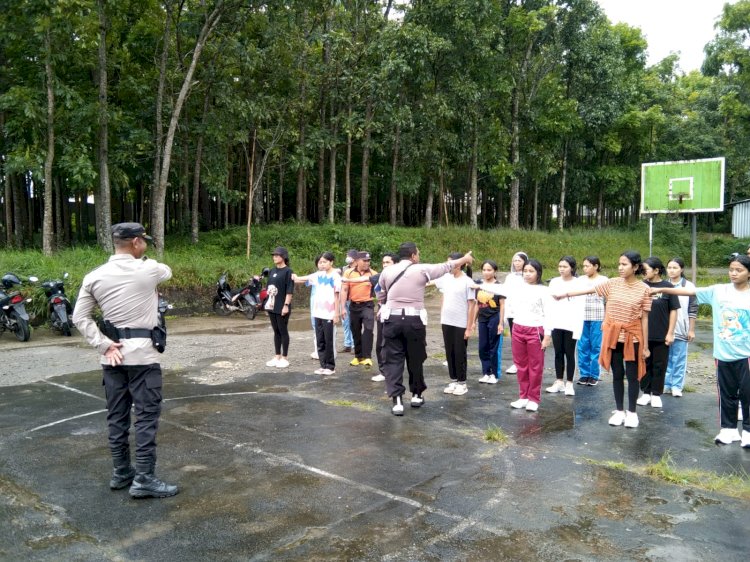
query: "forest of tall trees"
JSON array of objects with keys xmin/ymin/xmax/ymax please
[{"xmin": 2, "ymin": 0, "xmax": 750, "ymax": 254}]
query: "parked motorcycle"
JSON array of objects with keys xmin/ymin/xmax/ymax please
[
  {"xmin": 0, "ymin": 273, "xmax": 37, "ymax": 342},
  {"xmin": 42, "ymin": 272, "xmax": 73, "ymax": 336},
  {"xmin": 212, "ymin": 269, "xmax": 269, "ymax": 320}
]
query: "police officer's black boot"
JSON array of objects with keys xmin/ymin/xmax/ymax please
[
  {"xmin": 129, "ymin": 457, "xmax": 179, "ymax": 499},
  {"xmin": 109, "ymin": 448, "xmax": 136, "ymax": 490}
]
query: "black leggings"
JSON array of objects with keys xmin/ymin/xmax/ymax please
[
  {"xmin": 552, "ymin": 329, "xmax": 577, "ymax": 381},
  {"xmin": 641, "ymin": 340, "xmax": 668, "ymax": 396},
  {"xmin": 611, "ymin": 342, "xmax": 640, "ymax": 412},
  {"xmin": 269, "ymin": 312, "xmax": 290, "ymax": 356}
]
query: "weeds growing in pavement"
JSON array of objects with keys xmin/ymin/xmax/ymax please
[
  {"xmin": 645, "ymin": 451, "xmax": 750, "ymax": 500},
  {"xmin": 326, "ymin": 400, "xmax": 376, "ymax": 412},
  {"xmin": 484, "ymin": 424, "xmax": 509, "ymax": 444}
]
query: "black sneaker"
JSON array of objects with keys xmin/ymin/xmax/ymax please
[
  {"xmin": 576, "ymin": 377, "xmax": 590, "ymax": 385},
  {"xmin": 587, "ymin": 379, "xmax": 599, "ymax": 386}
]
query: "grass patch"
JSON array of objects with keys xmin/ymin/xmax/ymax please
[
  {"xmin": 325, "ymin": 399, "xmax": 376, "ymax": 412},
  {"xmin": 683, "ymin": 386, "xmax": 697, "ymax": 393},
  {"xmin": 645, "ymin": 451, "xmax": 750, "ymax": 501},
  {"xmin": 584, "ymin": 458, "xmax": 627, "ymax": 471},
  {"xmin": 484, "ymin": 424, "xmax": 510, "ymax": 444}
]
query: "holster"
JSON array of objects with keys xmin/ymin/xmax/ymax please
[
  {"xmin": 151, "ymin": 325, "xmax": 167, "ymax": 353},
  {"xmin": 98, "ymin": 319, "xmax": 121, "ymax": 343}
]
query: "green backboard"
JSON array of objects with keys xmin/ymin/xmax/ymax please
[{"xmin": 641, "ymin": 157, "xmax": 725, "ymax": 214}]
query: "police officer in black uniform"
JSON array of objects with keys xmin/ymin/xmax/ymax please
[{"xmin": 72, "ymin": 223, "xmax": 178, "ymax": 498}]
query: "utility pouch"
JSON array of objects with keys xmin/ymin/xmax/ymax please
[
  {"xmin": 99, "ymin": 319, "xmax": 120, "ymax": 343},
  {"xmin": 151, "ymin": 325, "xmax": 167, "ymax": 353},
  {"xmin": 380, "ymin": 307, "xmax": 391, "ymax": 321}
]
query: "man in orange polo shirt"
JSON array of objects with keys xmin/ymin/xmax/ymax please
[{"xmin": 342, "ymin": 251, "xmax": 377, "ymax": 367}]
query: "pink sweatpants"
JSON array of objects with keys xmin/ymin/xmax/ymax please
[{"xmin": 512, "ymin": 323, "xmax": 545, "ymax": 404}]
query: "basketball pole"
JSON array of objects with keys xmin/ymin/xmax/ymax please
[
  {"xmin": 648, "ymin": 216, "xmax": 653, "ymax": 257},
  {"xmin": 691, "ymin": 214, "xmax": 697, "ymax": 285}
]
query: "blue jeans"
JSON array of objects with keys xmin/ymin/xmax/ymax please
[
  {"xmin": 577, "ymin": 320, "xmax": 603, "ymax": 380},
  {"xmin": 478, "ymin": 315, "xmax": 501, "ymax": 377},
  {"xmin": 664, "ymin": 338, "xmax": 689, "ymax": 391},
  {"xmin": 342, "ymin": 301, "xmax": 353, "ymax": 348}
]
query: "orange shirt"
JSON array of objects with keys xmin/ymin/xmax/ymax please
[{"xmin": 344, "ymin": 267, "xmax": 377, "ymax": 302}]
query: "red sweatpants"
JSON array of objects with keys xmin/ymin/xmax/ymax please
[{"xmin": 512, "ymin": 323, "xmax": 545, "ymax": 404}]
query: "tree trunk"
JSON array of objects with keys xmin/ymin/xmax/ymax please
[
  {"xmin": 151, "ymin": 6, "xmax": 170, "ymax": 229},
  {"xmin": 12, "ymin": 174, "xmax": 26, "ymax": 248},
  {"xmin": 295, "ymin": 81, "xmax": 306, "ymax": 222},
  {"xmin": 191, "ymin": 92, "xmax": 209, "ymax": 244},
  {"xmin": 470, "ymin": 127, "xmax": 478, "ymax": 228},
  {"xmin": 424, "ymin": 177, "xmax": 434, "ymax": 229},
  {"xmin": 558, "ymin": 139, "xmax": 568, "ymax": 232},
  {"xmin": 152, "ymin": 1, "xmax": 224, "ymax": 256},
  {"xmin": 360, "ymin": 99, "xmax": 373, "ymax": 224},
  {"xmin": 278, "ymin": 154, "xmax": 284, "ymax": 222},
  {"xmin": 533, "ymin": 180, "xmax": 539, "ymax": 231},
  {"xmin": 597, "ymin": 186, "xmax": 604, "ymax": 229},
  {"xmin": 3, "ymin": 149, "xmax": 12, "ymax": 247},
  {"xmin": 96, "ymin": 0, "xmax": 113, "ymax": 252},
  {"xmin": 345, "ymin": 106, "xmax": 352, "ymax": 224},
  {"xmin": 317, "ymin": 144, "xmax": 325, "ymax": 223},
  {"xmin": 509, "ymin": 84, "xmax": 521, "ymax": 231},
  {"xmin": 389, "ymin": 120, "xmax": 400, "ymax": 226},
  {"xmin": 328, "ymin": 120, "xmax": 338, "ymax": 224},
  {"xmin": 42, "ymin": 28, "xmax": 55, "ymax": 255}
]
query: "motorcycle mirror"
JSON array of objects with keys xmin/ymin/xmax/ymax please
[
  {"xmin": 261, "ymin": 267, "xmax": 270, "ymax": 277},
  {"xmin": 63, "ymin": 272, "xmax": 69, "ymax": 279},
  {"xmin": 28, "ymin": 276, "xmax": 39, "ymax": 283}
]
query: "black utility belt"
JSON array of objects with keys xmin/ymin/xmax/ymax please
[
  {"xmin": 99, "ymin": 319, "xmax": 166, "ymax": 353},
  {"xmin": 116, "ymin": 327, "xmax": 154, "ymax": 339},
  {"xmin": 349, "ymin": 300, "xmax": 374, "ymax": 306}
]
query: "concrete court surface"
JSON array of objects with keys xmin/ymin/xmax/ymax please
[{"xmin": 1, "ymin": 334, "xmax": 750, "ymax": 561}]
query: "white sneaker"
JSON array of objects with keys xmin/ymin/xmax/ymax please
[
  {"xmin": 624, "ymin": 411, "xmax": 639, "ymax": 428},
  {"xmin": 671, "ymin": 388, "xmax": 683, "ymax": 397},
  {"xmin": 371, "ymin": 373, "xmax": 385, "ymax": 382},
  {"xmin": 608, "ymin": 410, "xmax": 626, "ymax": 426},
  {"xmin": 442, "ymin": 361, "xmax": 449, "ymax": 367},
  {"xmin": 486, "ymin": 376, "xmax": 498, "ymax": 385},
  {"xmin": 506, "ymin": 364, "xmax": 518, "ymax": 374},
  {"xmin": 510, "ymin": 398, "xmax": 529, "ymax": 409},
  {"xmin": 478, "ymin": 375, "xmax": 489, "ymax": 384},
  {"xmin": 310, "ymin": 351, "xmax": 319, "ymax": 359},
  {"xmin": 714, "ymin": 428, "xmax": 741, "ymax": 444},
  {"xmin": 321, "ymin": 368, "xmax": 335, "ymax": 376},
  {"xmin": 314, "ymin": 368, "xmax": 326, "ymax": 375},
  {"xmin": 650, "ymin": 395, "xmax": 663, "ymax": 408},
  {"xmin": 392, "ymin": 396, "xmax": 404, "ymax": 416},
  {"xmin": 636, "ymin": 393, "xmax": 651, "ymax": 406},
  {"xmin": 525, "ymin": 401, "xmax": 539, "ymax": 412},
  {"xmin": 741, "ymin": 430, "xmax": 750, "ymax": 449},
  {"xmin": 564, "ymin": 382, "xmax": 575, "ymax": 396},
  {"xmin": 444, "ymin": 382, "xmax": 458, "ymax": 394},
  {"xmin": 411, "ymin": 395, "xmax": 424, "ymax": 408},
  {"xmin": 452, "ymin": 383, "xmax": 468, "ymax": 396},
  {"xmin": 546, "ymin": 380, "xmax": 565, "ymax": 393},
  {"xmin": 276, "ymin": 358, "xmax": 289, "ymax": 368},
  {"xmin": 265, "ymin": 358, "xmax": 279, "ymax": 367}
]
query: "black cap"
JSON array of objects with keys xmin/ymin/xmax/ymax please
[
  {"xmin": 357, "ymin": 251, "xmax": 371, "ymax": 261},
  {"xmin": 272, "ymin": 246, "xmax": 289, "ymax": 260},
  {"xmin": 111, "ymin": 222, "xmax": 152, "ymax": 240}
]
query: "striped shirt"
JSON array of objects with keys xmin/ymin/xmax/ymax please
[{"xmin": 596, "ymin": 278, "xmax": 651, "ymax": 342}]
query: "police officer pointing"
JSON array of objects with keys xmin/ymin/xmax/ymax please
[
  {"xmin": 378, "ymin": 242, "xmax": 473, "ymax": 415},
  {"xmin": 72, "ymin": 223, "xmax": 178, "ymax": 498}
]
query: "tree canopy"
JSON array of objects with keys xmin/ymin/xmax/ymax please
[{"xmin": 2, "ymin": 0, "xmax": 749, "ymax": 253}]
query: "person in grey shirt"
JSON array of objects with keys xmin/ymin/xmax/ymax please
[
  {"xmin": 377, "ymin": 242, "xmax": 473, "ymax": 415},
  {"xmin": 73, "ymin": 223, "xmax": 177, "ymax": 498}
]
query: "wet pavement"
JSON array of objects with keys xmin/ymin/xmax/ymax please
[{"xmin": 1, "ymin": 326, "xmax": 750, "ymax": 561}]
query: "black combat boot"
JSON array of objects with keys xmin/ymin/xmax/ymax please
[
  {"xmin": 109, "ymin": 449, "xmax": 136, "ymax": 490},
  {"xmin": 129, "ymin": 458, "xmax": 179, "ymax": 499}
]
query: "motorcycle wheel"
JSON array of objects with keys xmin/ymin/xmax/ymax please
[
  {"xmin": 212, "ymin": 296, "xmax": 232, "ymax": 316},
  {"xmin": 61, "ymin": 321, "xmax": 72, "ymax": 336},
  {"xmin": 244, "ymin": 306, "xmax": 257, "ymax": 320},
  {"xmin": 12, "ymin": 315, "xmax": 31, "ymax": 342}
]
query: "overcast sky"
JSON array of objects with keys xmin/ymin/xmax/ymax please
[{"xmin": 595, "ymin": 0, "xmax": 737, "ymax": 72}]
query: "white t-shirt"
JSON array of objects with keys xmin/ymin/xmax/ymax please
[
  {"xmin": 307, "ymin": 270, "xmax": 341, "ymax": 320},
  {"xmin": 482, "ymin": 281, "xmax": 553, "ymax": 335},
  {"xmin": 503, "ymin": 272, "xmax": 524, "ymax": 319},
  {"xmin": 434, "ymin": 272, "xmax": 475, "ymax": 328},
  {"xmin": 547, "ymin": 277, "xmax": 586, "ymax": 339}
]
